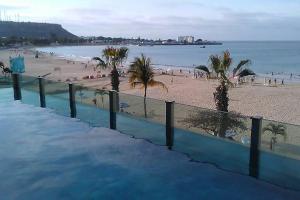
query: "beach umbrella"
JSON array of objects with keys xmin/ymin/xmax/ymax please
[
  {"xmin": 195, "ymin": 65, "xmax": 210, "ymax": 74},
  {"xmin": 237, "ymin": 69, "xmax": 255, "ymax": 77}
]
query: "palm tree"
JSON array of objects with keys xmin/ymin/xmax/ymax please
[
  {"xmin": 209, "ymin": 51, "xmax": 232, "ymax": 112},
  {"xmin": 93, "ymin": 47, "xmax": 129, "ymax": 91},
  {"xmin": 209, "ymin": 50, "xmax": 252, "ymax": 112},
  {"xmin": 128, "ymin": 54, "xmax": 167, "ymax": 118},
  {"xmin": 209, "ymin": 50, "xmax": 251, "ymax": 136},
  {"xmin": 263, "ymin": 123, "xmax": 287, "ymax": 150}
]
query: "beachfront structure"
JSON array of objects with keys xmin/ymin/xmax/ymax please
[{"xmin": 178, "ymin": 36, "xmax": 194, "ymax": 44}]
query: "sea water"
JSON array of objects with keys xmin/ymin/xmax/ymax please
[{"xmin": 37, "ymin": 41, "xmax": 300, "ymax": 76}]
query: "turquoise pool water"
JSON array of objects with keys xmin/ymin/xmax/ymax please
[{"xmin": 0, "ymin": 88, "xmax": 300, "ymax": 199}]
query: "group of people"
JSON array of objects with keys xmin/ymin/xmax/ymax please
[{"xmin": 264, "ymin": 77, "xmax": 284, "ymax": 86}]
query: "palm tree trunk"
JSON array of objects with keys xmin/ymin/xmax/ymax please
[
  {"xmin": 144, "ymin": 86, "xmax": 147, "ymax": 118},
  {"xmin": 111, "ymin": 67, "xmax": 120, "ymax": 92},
  {"xmin": 218, "ymin": 112, "xmax": 229, "ymax": 138}
]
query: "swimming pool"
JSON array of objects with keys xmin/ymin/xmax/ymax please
[{"xmin": 0, "ymin": 88, "xmax": 300, "ymax": 199}]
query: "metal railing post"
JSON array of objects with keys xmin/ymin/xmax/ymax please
[
  {"xmin": 166, "ymin": 101, "xmax": 175, "ymax": 150},
  {"xmin": 12, "ymin": 73, "xmax": 22, "ymax": 100},
  {"xmin": 69, "ymin": 83, "xmax": 76, "ymax": 118},
  {"xmin": 249, "ymin": 116, "xmax": 262, "ymax": 178},
  {"xmin": 109, "ymin": 90, "xmax": 118, "ymax": 129},
  {"xmin": 38, "ymin": 77, "xmax": 46, "ymax": 108}
]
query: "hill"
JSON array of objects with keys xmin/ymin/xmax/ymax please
[{"xmin": 0, "ymin": 21, "xmax": 78, "ymax": 40}]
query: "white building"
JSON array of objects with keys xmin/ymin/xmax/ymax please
[{"xmin": 178, "ymin": 36, "xmax": 194, "ymax": 44}]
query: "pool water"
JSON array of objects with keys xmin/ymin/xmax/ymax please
[{"xmin": 0, "ymin": 88, "xmax": 300, "ymax": 199}]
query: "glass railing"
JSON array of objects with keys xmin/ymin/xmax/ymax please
[
  {"xmin": 173, "ymin": 103, "xmax": 252, "ymax": 175},
  {"xmin": 116, "ymin": 93, "xmax": 166, "ymax": 146},
  {"xmin": 44, "ymin": 79, "xmax": 70, "ymax": 117},
  {"xmin": 259, "ymin": 119, "xmax": 300, "ymax": 190},
  {"xmin": 2, "ymin": 73, "xmax": 300, "ymax": 191},
  {"xmin": 74, "ymin": 84, "xmax": 110, "ymax": 128},
  {"xmin": 20, "ymin": 75, "xmax": 40, "ymax": 106},
  {"xmin": 0, "ymin": 75, "xmax": 12, "ymax": 88}
]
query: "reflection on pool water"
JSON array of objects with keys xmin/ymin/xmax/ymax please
[{"xmin": 0, "ymin": 88, "xmax": 300, "ymax": 199}]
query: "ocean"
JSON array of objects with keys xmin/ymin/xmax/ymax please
[{"xmin": 37, "ymin": 41, "xmax": 300, "ymax": 77}]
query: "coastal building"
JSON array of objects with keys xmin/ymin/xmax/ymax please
[{"xmin": 178, "ymin": 36, "xmax": 194, "ymax": 44}]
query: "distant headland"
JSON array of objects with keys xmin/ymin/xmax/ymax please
[{"xmin": 0, "ymin": 21, "xmax": 222, "ymax": 47}]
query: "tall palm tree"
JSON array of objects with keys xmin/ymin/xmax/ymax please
[
  {"xmin": 93, "ymin": 47, "xmax": 129, "ymax": 91},
  {"xmin": 263, "ymin": 123, "xmax": 287, "ymax": 150},
  {"xmin": 209, "ymin": 50, "xmax": 251, "ymax": 136},
  {"xmin": 128, "ymin": 54, "xmax": 167, "ymax": 118}
]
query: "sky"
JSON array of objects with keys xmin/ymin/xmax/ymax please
[{"xmin": 0, "ymin": 0, "xmax": 300, "ymax": 41}]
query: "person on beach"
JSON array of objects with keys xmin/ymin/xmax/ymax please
[
  {"xmin": 274, "ymin": 78, "xmax": 277, "ymax": 85},
  {"xmin": 268, "ymin": 79, "xmax": 271, "ymax": 85},
  {"xmin": 282, "ymin": 79, "xmax": 284, "ymax": 85},
  {"xmin": 290, "ymin": 73, "xmax": 293, "ymax": 79}
]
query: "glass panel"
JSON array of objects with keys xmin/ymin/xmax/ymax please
[
  {"xmin": 20, "ymin": 75, "xmax": 40, "ymax": 107},
  {"xmin": 74, "ymin": 85, "xmax": 110, "ymax": 128},
  {"xmin": 0, "ymin": 75, "xmax": 13, "ymax": 103},
  {"xmin": 117, "ymin": 93, "xmax": 165, "ymax": 145},
  {"xmin": 44, "ymin": 80, "xmax": 70, "ymax": 117},
  {"xmin": 173, "ymin": 103, "xmax": 251, "ymax": 175},
  {"xmin": 259, "ymin": 119, "xmax": 300, "ymax": 190},
  {"xmin": 0, "ymin": 75, "xmax": 12, "ymax": 89}
]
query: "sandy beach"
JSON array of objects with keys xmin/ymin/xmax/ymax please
[{"xmin": 1, "ymin": 48, "xmax": 300, "ymax": 125}]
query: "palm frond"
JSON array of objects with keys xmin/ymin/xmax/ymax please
[
  {"xmin": 263, "ymin": 123, "xmax": 287, "ymax": 140},
  {"xmin": 237, "ymin": 69, "xmax": 255, "ymax": 77},
  {"xmin": 128, "ymin": 54, "xmax": 168, "ymax": 93},
  {"xmin": 233, "ymin": 59, "xmax": 251, "ymax": 76},
  {"xmin": 209, "ymin": 55, "xmax": 221, "ymax": 74},
  {"xmin": 92, "ymin": 57, "xmax": 107, "ymax": 69},
  {"xmin": 149, "ymin": 80, "xmax": 168, "ymax": 92},
  {"xmin": 222, "ymin": 50, "xmax": 232, "ymax": 71},
  {"xmin": 195, "ymin": 65, "xmax": 210, "ymax": 74}
]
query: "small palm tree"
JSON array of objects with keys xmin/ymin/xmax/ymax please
[
  {"xmin": 128, "ymin": 54, "xmax": 167, "ymax": 118},
  {"xmin": 93, "ymin": 47, "xmax": 129, "ymax": 91},
  {"xmin": 263, "ymin": 123, "xmax": 287, "ymax": 150}
]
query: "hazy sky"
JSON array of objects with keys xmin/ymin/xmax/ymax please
[{"xmin": 0, "ymin": 0, "xmax": 300, "ymax": 40}]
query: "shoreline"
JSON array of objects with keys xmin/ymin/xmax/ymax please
[
  {"xmin": 35, "ymin": 47, "xmax": 300, "ymax": 84},
  {"xmin": 1, "ymin": 48, "xmax": 300, "ymax": 125}
]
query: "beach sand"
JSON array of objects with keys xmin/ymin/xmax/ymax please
[{"xmin": 1, "ymin": 48, "xmax": 300, "ymax": 126}]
